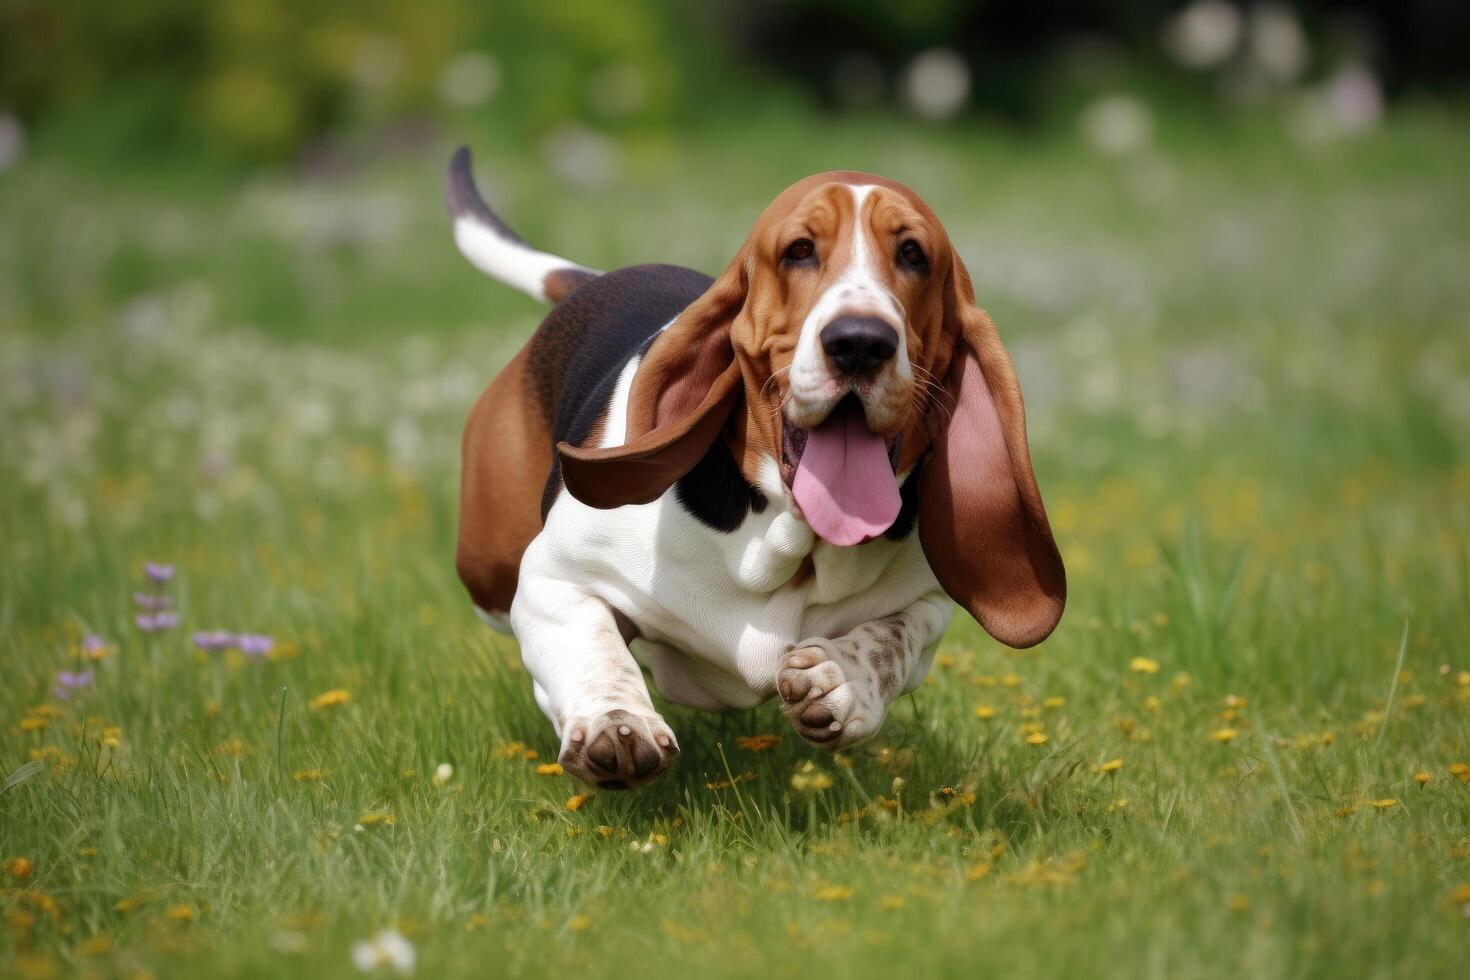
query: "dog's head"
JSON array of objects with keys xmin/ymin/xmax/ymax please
[{"xmin": 560, "ymin": 172, "xmax": 1064, "ymax": 647}]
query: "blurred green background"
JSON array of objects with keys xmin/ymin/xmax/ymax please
[{"xmin": 3, "ymin": 3, "xmax": 1470, "ymax": 978}]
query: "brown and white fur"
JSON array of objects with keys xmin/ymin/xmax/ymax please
[{"xmin": 447, "ymin": 147, "xmax": 1065, "ymax": 789}]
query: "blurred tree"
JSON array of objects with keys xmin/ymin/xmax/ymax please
[{"xmin": 0, "ymin": 0, "xmax": 1464, "ymax": 163}]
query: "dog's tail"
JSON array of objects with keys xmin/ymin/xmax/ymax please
[{"xmin": 445, "ymin": 146, "xmax": 599, "ymax": 304}]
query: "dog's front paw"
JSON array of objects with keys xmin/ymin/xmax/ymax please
[
  {"xmin": 559, "ymin": 708, "xmax": 678, "ymax": 790},
  {"xmin": 778, "ymin": 639, "xmax": 883, "ymax": 751}
]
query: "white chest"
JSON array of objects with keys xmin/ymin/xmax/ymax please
[{"xmin": 523, "ymin": 475, "xmax": 942, "ymax": 709}]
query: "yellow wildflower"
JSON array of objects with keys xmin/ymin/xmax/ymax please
[
  {"xmin": 212, "ymin": 738, "xmax": 250, "ymax": 758},
  {"xmin": 881, "ymin": 895, "xmax": 905, "ymax": 909},
  {"xmin": 491, "ymin": 741, "xmax": 539, "ymax": 761},
  {"xmin": 735, "ymin": 734, "xmax": 782, "ymax": 751},
  {"xmin": 78, "ymin": 934, "xmax": 112, "ymax": 956},
  {"xmin": 535, "ymin": 763, "xmax": 565, "ymax": 776},
  {"xmin": 292, "ymin": 768, "xmax": 331, "ymax": 782},
  {"xmin": 814, "ymin": 885, "xmax": 854, "ymax": 901},
  {"xmin": 1000, "ymin": 674, "xmax": 1022, "ymax": 687},
  {"xmin": 18, "ymin": 717, "xmax": 48, "ymax": 732},
  {"xmin": 165, "ymin": 904, "xmax": 195, "ymax": 921},
  {"xmin": 1042, "ymin": 696, "xmax": 1065, "ymax": 709},
  {"xmin": 14, "ymin": 890, "xmax": 61, "ymax": 924},
  {"xmin": 307, "ymin": 689, "xmax": 350, "ymax": 711},
  {"xmin": 566, "ymin": 794, "xmax": 590, "ymax": 812},
  {"xmin": 1414, "ymin": 772, "xmax": 1431, "ymax": 786},
  {"xmin": 974, "ymin": 705, "xmax": 997, "ymax": 720},
  {"xmin": 357, "ymin": 811, "xmax": 393, "ymax": 828},
  {"xmin": 706, "ymin": 771, "xmax": 756, "ymax": 790},
  {"xmin": 790, "ymin": 761, "xmax": 834, "ymax": 792},
  {"xmin": 1228, "ymin": 895, "xmax": 1250, "ymax": 912},
  {"xmin": 568, "ymin": 915, "xmax": 591, "ymax": 933},
  {"xmin": 6, "ymin": 857, "xmax": 34, "ymax": 879},
  {"xmin": 1448, "ymin": 884, "xmax": 1470, "ymax": 906},
  {"xmin": 1099, "ymin": 758, "xmax": 1124, "ymax": 775},
  {"xmin": 1210, "ymin": 728, "xmax": 1238, "ymax": 744},
  {"xmin": 1025, "ymin": 732, "xmax": 1048, "ymax": 746},
  {"xmin": 1371, "ymin": 798, "xmax": 1398, "ymax": 810},
  {"xmin": 1129, "ymin": 657, "xmax": 1159, "ymax": 674},
  {"xmin": 1449, "ymin": 762, "xmax": 1470, "ymax": 783}
]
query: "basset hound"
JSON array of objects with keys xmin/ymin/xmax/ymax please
[{"xmin": 446, "ymin": 147, "xmax": 1065, "ymax": 789}]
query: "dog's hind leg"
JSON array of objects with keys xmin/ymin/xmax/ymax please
[{"xmin": 510, "ymin": 556, "xmax": 678, "ymax": 789}]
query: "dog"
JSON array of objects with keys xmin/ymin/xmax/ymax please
[{"xmin": 446, "ymin": 147, "xmax": 1065, "ymax": 789}]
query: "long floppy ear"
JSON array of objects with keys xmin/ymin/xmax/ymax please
[
  {"xmin": 918, "ymin": 260, "xmax": 1066, "ymax": 648},
  {"xmin": 557, "ymin": 260, "xmax": 747, "ymax": 509}
]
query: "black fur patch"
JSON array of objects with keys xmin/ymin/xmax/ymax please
[
  {"xmin": 674, "ymin": 437, "xmax": 766, "ymax": 534},
  {"xmin": 532, "ymin": 264, "xmax": 730, "ymax": 520}
]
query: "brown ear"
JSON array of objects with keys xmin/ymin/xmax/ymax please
[
  {"xmin": 557, "ymin": 261, "xmax": 746, "ymax": 509},
  {"xmin": 918, "ymin": 266, "xmax": 1066, "ymax": 648}
]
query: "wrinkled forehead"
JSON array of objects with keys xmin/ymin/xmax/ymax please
[{"xmin": 752, "ymin": 171, "xmax": 942, "ymax": 237}]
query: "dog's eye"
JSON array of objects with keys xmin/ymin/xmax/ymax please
[
  {"xmin": 783, "ymin": 238, "xmax": 816, "ymax": 263},
  {"xmin": 898, "ymin": 240, "xmax": 928, "ymax": 271}
]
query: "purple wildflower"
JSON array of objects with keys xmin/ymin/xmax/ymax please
[
  {"xmin": 144, "ymin": 562, "xmax": 175, "ymax": 584},
  {"xmin": 193, "ymin": 630, "xmax": 237, "ymax": 652},
  {"xmin": 133, "ymin": 591, "xmax": 174, "ymax": 611},
  {"xmin": 54, "ymin": 669, "xmax": 94, "ymax": 700},
  {"xmin": 136, "ymin": 611, "xmax": 180, "ymax": 632},
  {"xmin": 82, "ymin": 634, "xmax": 109, "ymax": 656},
  {"xmin": 236, "ymin": 633, "xmax": 274, "ymax": 658}
]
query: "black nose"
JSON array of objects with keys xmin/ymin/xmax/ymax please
[{"xmin": 820, "ymin": 316, "xmax": 899, "ymax": 376}]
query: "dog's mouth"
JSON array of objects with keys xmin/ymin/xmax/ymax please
[{"xmin": 780, "ymin": 394, "xmax": 903, "ymax": 547}]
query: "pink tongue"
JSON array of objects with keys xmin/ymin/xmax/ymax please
[{"xmin": 792, "ymin": 403, "xmax": 901, "ymax": 546}]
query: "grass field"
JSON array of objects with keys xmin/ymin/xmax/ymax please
[{"xmin": 3, "ymin": 110, "xmax": 1470, "ymax": 978}]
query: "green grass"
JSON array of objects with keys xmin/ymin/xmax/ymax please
[{"xmin": 3, "ymin": 108, "xmax": 1470, "ymax": 978}]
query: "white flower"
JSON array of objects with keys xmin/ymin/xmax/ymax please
[
  {"xmin": 432, "ymin": 763, "xmax": 454, "ymax": 787},
  {"xmin": 438, "ymin": 51, "xmax": 501, "ymax": 109},
  {"xmin": 1163, "ymin": 0, "xmax": 1242, "ymax": 69},
  {"xmin": 352, "ymin": 928, "xmax": 415, "ymax": 976},
  {"xmin": 901, "ymin": 48, "xmax": 970, "ymax": 122},
  {"xmin": 1081, "ymin": 94, "xmax": 1154, "ymax": 156}
]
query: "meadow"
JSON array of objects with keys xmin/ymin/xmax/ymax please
[{"xmin": 3, "ymin": 111, "xmax": 1470, "ymax": 978}]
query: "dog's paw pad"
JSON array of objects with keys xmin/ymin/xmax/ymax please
[
  {"xmin": 560, "ymin": 709, "xmax": 677, "ymax": 789},
  {"xmin": 778, "ymin": 642, "xmax": 875, "ymax": 750}
]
